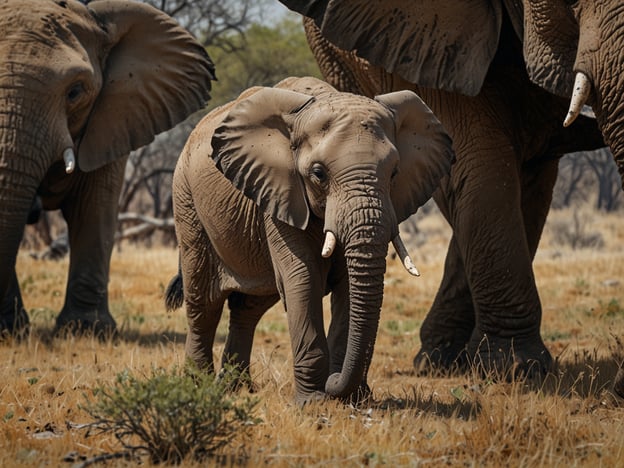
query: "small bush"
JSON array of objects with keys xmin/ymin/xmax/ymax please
[{"xmin": 82, "ymin": 365, "xmax": 260, "ymax": 464}]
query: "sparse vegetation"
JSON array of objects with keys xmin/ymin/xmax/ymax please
[
  {"xmin": 2, "ymin": 208, "xmax": 624, "ymax": 466},
  {"xmin": 81, "ymin": 366, "xmax": 259, "ymax": 464}
]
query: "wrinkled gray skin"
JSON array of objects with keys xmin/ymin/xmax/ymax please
[
  {"xmin": 0, "ymin": 0, "xmax": 215, "ymax": 337},
  {"xmin": 166, "ymin": 77, "xmax": 454, "ymax": 405},
  {"xmin": 278, "ymin": 0, "xmax": 624, "ymax": 392}
]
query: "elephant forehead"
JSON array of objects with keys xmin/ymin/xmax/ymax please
[
  {"xmin": 2, "ymin": 1, "xmax": 68, "ymax": 32},
  {"xmin": 0, "ymin": 0, "xmax": 95, "ymax": 47},
  {"xmin": 299, "ymin": 113, "xmax": 399, "ymax": 170},
  {"xmin": 301, "ymin": 95, "xmax": 394, "ymax": 138}
]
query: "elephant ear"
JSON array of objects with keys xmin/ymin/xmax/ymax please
[
  {"xmin": 523, "ymin": 0, "xmax": 578, "ymax": 97},
  {"xmin": 375, "ymin": 91, "xmax": 455, "ymax": 223},
  {"xmin": 280, "ymin": 0, "xmax": 502, "ymax": 96},
  {"xmin": 211, "ymin": 88, "xmax": 315, "ymax": 230},
  {"xmin": 77, "ymin": 0, "xmax": 215, "ymax": 172}
]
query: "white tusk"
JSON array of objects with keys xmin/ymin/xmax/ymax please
[
  {"xmin": 321, "ymin": 231, "xmax": 337, "ymax": 258},
  {"xmin": 62, "ymin": 148, "xmax": 75, "ymax": 174},
  {"xmin": 563, "ymin": 72, "xmax": 591, "ymax": 127},
  {"xmin": 392, "ymin": 235, "xmax": 420, "ymax": 277}
]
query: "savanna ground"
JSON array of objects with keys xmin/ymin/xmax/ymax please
[{"xmin": 2, "ymin": 207, "xmax": 624, "ymax": 467}]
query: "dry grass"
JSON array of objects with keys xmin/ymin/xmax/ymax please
[{"xmin": 2, "ymin": 208, "xmax": 624, "ymax": 466}]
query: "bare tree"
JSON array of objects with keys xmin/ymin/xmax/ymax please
[
  {"xmin": 553, "ymin": 148, "xmax": 623, "ymax": 212},
  {"xmin": 117, "ymin": 119, "xmax": 197, "ymax": 246},
  {"xmin": 140, "ymin": 0, "xmax": 269, "ymax": 49}
]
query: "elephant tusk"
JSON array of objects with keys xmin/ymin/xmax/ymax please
[
  {"xmin": 563, "ymin": 72, "xmax": 591, "ymax": 128},
  {"xmin": 321, "ymin": 231, "xmax": 337, "ymax": 258},
  {"xmin": 63, "ymin": 148, "xmax": 75, "ymax": 174},
  {"xmin": 392, "ymin": 235, "xmax": 420, "ymax": 277}
]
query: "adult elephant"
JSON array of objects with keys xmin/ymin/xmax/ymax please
[
  {"xmin": 277, "ymin": 1, "xmax": 617, "ymax": 380},
  {"xmin": 0, "ymin": 0, "xmax": 215, "ymax": 337},
  {"xmin": 166, "ymin": 76, "xmax": 454, "ymax": 404}
]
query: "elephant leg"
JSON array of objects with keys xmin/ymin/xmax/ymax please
[
  {"xmin": 266, "ymin": 219, "xmax": 329, "ymax": 406},
  {"xmin": 185, "ymin": 297, "xmax": 225, "ymax": 375},
  {"xmin": 221, "ymin": 292, "xmax": 280, "ymax": 388},
  {"xmin": 521, "ymin": 157, "xmax": 559, "ymax": 259},
  {"xmin": 434, "ymin": 130, "xmax": 549, "ymax": 377},
  {"xmin": 457, "ymin": 149, "xmax": 550, "ymax": 376},
  {"xmin": 327, "ymin": 291, "xmax": 349, "ymax": 376},
  {"xmin": 0, "ymin": 270, "xmax": 29, "ymax": 339},
  {"xmin": 55, "ymin": 159, "xmax": 126, "ymax": 336},
  {"xmin": 414, "ymin": 182, "xmax": 475, "ymax": 373},
  {"xmin": 178, "ymin": 227, "xmax": 226, "ymax": 374},
  {"xmin": 415, "ymin": 158, "xmax": 559, "ymax": 375},
  {"xmin": 327, "ymin": 266, "xmax": 348, "ymax": 375},
  {"xmin": 414, "ymin": 234, "xmax": 475, "ymax": 373}
]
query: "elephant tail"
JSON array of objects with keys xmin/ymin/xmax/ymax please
[{"xmin": 164, "ymin": 271, "xmax": 184, "ymax": 311}]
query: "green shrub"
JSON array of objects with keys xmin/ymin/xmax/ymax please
[{"xmin": 82, "ymin": 365, "xmax": 260, "ymax": 464}]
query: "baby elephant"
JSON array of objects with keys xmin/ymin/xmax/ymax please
[{"xmin": 166, "ymin": 76, "xmax": 454, "ymax": 405}]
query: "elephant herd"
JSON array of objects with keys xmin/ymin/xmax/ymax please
[{"xmin": 1, "ymin": 0, "xmax": 623, "ymax": 403}]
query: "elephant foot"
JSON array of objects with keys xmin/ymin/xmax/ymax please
[
  {"xmin": 466, "ymin": 332, "xmax": 553, "ymax": 380},
  {"xmin": 414, "ymin": 327, "xmax": 472, "ymax": 375},
  {"xmin": 339, "ymin": 382, "xmax": 373, "ymax": 407},
  {"xmin": 0, "ymin": 307, "xmax": 30, "ymax": 341},
  {"xmin": 295, "ymin": 390, "xmax": 328, "ymax": 407},
  {"xmin": 413, "ymin": 341, "xmax": 469, "ymax": 375},
  {"xmin": 614, "ymin": 367, "xmax": 624, "ymax": 399},
  {"xmin": 414, "ymin": 305, "xmax": 474, "ymax": 375},
  {"xmin": 54, "ymin": 309, "xmax": 117, "ymax": 339}
]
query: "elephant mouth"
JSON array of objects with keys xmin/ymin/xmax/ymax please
[{"xmin": 321, "ymin": 230, "xmax": 419, "ymax": 276}]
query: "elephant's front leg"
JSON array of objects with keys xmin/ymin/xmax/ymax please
[
  {"xmin": 437, "ymin": 140, "xmax": 550, "ymax": 376},
  {"xmin": 266, "ymin": 219, "xmax": 329, "ymax": 406},
  {"xmin": 416, "ymin": 155, "xmax": 559, "ymax": 377},
  {"xmin": 0, "ymin": 270, "xmax": 29, "ymax": 338},
  {"xmin": 54, "ymin": 158, "xmax": 126, "ymax": 336}
]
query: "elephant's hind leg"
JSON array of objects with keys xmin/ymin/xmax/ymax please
[
  {"xmin": 221, "ymin": 292, "xmax": 280, "ymax": 389},
  {"xmin": 182, "ymin": 283, "xmax": 226, "ymax": 375},
  {"xmin": 178, "ymin": 226, "xmax": 226, "ymax": 374},
  {"xmin": 414, "ymin": 236, "xmax": 475, "ymax": 374}
]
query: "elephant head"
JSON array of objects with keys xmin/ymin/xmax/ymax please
[
  {"xmin": 210, "ymin": 77, "xmax": 454, "ymax": 398},
  {"xmin": 0, "ymin": 0, "xmax": 214, "ymax": 304},
  {"xmin": 280, "ymin": 0, "xmax": 624, "ymax": 181}
]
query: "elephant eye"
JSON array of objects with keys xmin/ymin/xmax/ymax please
[
  {"xmin": 66, "ymin": 82, "xmax": 85, "ymax": 104},
  {"xmin": 310, "ymin": 163, "xmax": 328, "ymax": 185}
]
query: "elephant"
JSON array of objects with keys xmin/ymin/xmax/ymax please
[
  {"xmin": 0, "ymin": 0, "xmax": 215, "ymax": 337},
  {"xmin": 164, "ymin": 76, "xmax": 455, "ymax": 405},
  {"xmin": 275, "ymin": 0, "xmax": 623, "ymax": 384}
]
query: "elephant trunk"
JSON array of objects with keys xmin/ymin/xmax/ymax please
[
  {"xmin": 575, "ymin": 23, "xmax": 624, "ymax": 185},
  {"xmin": 324, "ymin": 207, "xmax": 391, "ymax": 399},
  {"xmin": 594, "ymin": 77, "xmax": 624, "ymax": 184},
  {"xmin": 0, "ymin": 105, "xmax": 53, "ymax": 298},
  {"xmin": 0, "ymin": 161, "xmax": 39, "ymax": 299}
]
